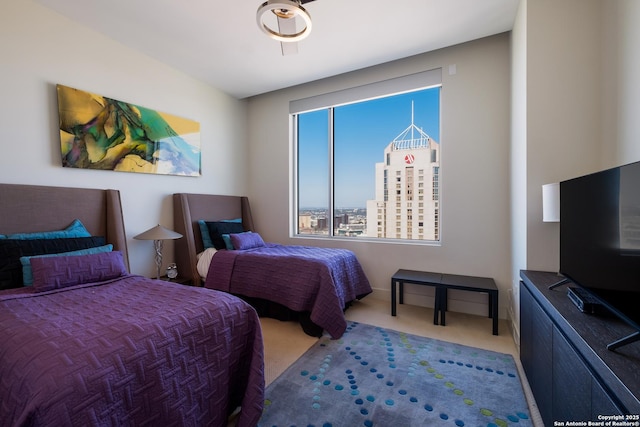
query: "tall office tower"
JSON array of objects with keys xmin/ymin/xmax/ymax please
[{"xmin": 366, "ymin": 115, "xmax": 440, "ymax": 241}]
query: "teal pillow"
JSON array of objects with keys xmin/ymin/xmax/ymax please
[
  {"xmin": 20, "ymin": 244, "xmax": 113, "ymax": 286},
  {"xmin": 198, "ymin": 220, "xmax": 214, "ymax": 249},
  {"xmin": 4, "ymin": 219, "xmax": 90, "ymax": 240}
]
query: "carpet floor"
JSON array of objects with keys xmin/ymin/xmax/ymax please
[{"xmin": 258, "ymin": 321, "xmax": 532, "ymax": 427}]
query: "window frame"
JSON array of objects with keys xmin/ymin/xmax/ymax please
[{"xmin": 290, "ymin": 69, "xmax": 442, "ymax": 245}]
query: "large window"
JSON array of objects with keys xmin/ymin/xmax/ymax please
[{"xmin": 293, "ymin": 71, "xmax": 442, "ymax": 243}]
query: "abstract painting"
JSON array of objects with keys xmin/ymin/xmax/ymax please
[{"xmin": 56, "ymin": 84, "xmax": 201, "ymax": 176}]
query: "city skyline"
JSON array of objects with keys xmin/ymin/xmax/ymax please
[{"xmin": 297, "ymin": 86, "xmax": 441, "ymax": 208}]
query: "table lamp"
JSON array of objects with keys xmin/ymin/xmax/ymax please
[{"xmin": 134, "ymin": 224, "xmax": 182, "ymax": 279}]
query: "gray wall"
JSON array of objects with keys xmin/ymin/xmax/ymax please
[
  {"xmin": 601, "ymin": 0, "xmax": 640, "ymax": 166},
  {"xmin": 509, "ymin": 0, "xmax": 640, "ymax": 342},
  {"xmin": 247, "ymin": 34, "xmax": 513, "ymax": 319}
]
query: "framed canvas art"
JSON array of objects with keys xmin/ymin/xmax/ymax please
[{"xmin": 56, "ymin": 84, "xmax": 201, "ymax": 176}]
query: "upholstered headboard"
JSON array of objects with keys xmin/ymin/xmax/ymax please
[
  {"xmin": 0, "ymin": 183, "xmax": 130, "ymax": 271},
  {"xmin": 173, "ymin": 193, "xmax": 254, "ymax": 287}
]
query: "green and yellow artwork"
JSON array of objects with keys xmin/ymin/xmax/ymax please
[{"xmin": 57, "ymin": 84, "xmax": 201, "ymax": 176}]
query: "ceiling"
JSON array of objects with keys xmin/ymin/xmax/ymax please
[{"xmin": 35, "ymin": 0, "xmax": 520, "ymax": 99}]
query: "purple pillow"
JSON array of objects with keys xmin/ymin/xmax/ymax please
[
  {"xmin": 0, "ymin": 236, "xmax": 106, "ymax": 289},
  {"xmin": 230, "ymin": 232, "xmax": 266, "ymax": 250},
  {"xmin": 31, "ymin": 251, "xmax": 127, "ymax": 292}
]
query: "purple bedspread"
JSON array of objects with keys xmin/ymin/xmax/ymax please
[
  {"xmin": 0, "ymin": 276, "xmax": 264, "ymax": 427},
  {"xmin": 204, "ymin": 244, "xmax": 372, "ymax": 339}
]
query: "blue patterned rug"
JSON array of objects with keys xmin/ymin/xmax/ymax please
[{"xmin": 259, "ymin": 322, "xmax": 532, "ymax": 427}]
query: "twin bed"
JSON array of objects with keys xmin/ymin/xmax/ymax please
[
  {"xmin": 173, "ymin": 193, "xmax": 372, "ymax": 339},
  {"xmin": 0, "ymin": 184, "xmax": 264, "ymax": 427}
]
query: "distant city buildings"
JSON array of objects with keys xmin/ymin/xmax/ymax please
[
  {"xmin": 299, "ymin": 108, "xmax": 440, "ymax": 241},
  {"xmin": 298, "ymin": 208, "xmax": 365, "ymax": 236}
]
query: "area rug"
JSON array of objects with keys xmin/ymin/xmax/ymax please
[{"xmin": 259, "ymin": 322, "xmax": 532, "ymax": 427}]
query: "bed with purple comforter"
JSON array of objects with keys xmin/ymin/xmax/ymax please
[
  {"xmin": 204, "ymin": 243, "xmax": 372, "ymax": 339},
  {"xmin": 0, "ymin": 257, "xmax": 264, "ymax": 427},
  {"xmin": 0, "ymin": 183, "xmax": 265, "ymax": 427},
  {"xmin": 173, "ymin": 192, "xmax": 373, "ymax": 339}
]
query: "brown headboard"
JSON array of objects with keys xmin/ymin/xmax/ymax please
[
  {"xmin": 0, "ymin": 183, "xmax": 130, "ymax": 271},
  {"xmin": 173, "ymin": 193, "xmax": 254, "ymax": 287}
]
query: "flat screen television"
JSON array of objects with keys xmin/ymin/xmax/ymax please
[{"xmin": 560, "ymin": 160, "xmax": 640, "ymax": 351}]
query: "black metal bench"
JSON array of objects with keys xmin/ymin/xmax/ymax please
[{"xmin": 391, "ymin": 269, "xmax": 499, "ymax": 335}]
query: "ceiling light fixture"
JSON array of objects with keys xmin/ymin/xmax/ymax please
[{"xmin": 256, "ymin": 0, "xmax": 312, "ymax": 43}]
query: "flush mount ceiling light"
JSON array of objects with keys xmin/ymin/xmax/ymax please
[{"xmin": 256, "ymin": 0, "xmax": 312, "ymax": 43}]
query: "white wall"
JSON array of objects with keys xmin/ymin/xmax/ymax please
[
  {"xmin": 510, "ymin": 0, "xmax": 528, "ymax": 339},
  {"xmin": 247, "ymin": 35, "xmax": 513, "ymax": 319},
  {"xmin": 0, "ymin": 0, "xmax": 249, "ymax": 277}
]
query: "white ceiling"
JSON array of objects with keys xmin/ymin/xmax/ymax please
[{"xmin": 35, "ymin": 0, "xmax": 520, "ymax": 99}]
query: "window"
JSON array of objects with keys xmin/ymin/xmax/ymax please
[
  {"xmin": 292, "ymin": 69, "xmax": 441, "ymax": 242},
  {"xmin": 296, "ymin": 110, "xmax": 329, "ymax": 234}
]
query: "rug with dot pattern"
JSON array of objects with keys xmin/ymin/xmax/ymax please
[{"xmin": 258, "ymin": 322, "xmax": 532, "ymax": 427}]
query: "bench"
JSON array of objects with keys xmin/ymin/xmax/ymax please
[{"xmin": 391, "ymin": 269, "xmax": 499, "ymax": 335}]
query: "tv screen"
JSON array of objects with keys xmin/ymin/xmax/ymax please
[{"xmin": 560, "ymin": 161, "xmax": 640, "ymax": 348}]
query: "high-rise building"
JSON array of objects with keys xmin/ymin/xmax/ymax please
[
  {"xmin": 298, "ymin": 213, "xmax": 312, "ymax": 232},
  {"xmin": 366, "ymin": 113, "xmax": 440, "ymax": 241}
]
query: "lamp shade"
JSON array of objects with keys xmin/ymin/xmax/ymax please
[
  {"xmin": 134, "ymin": 224, "xmax": 182, "ymax": 241},
  {"xmin": 542, "ymin": 183, "xmax": 560, "ymax": 222}
]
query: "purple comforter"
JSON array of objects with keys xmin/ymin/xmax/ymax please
[
  {"xmin": 0, "ymin": 276, "xmax": 264, "ymax": 427},
  {"xmin": 204, "ymin": 244, "xmax": 372, "ymax": 339}
]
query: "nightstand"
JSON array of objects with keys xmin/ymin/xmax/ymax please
[{"xmin": 158, "ymin": 275, "xmax": 192, "ymax": 286}]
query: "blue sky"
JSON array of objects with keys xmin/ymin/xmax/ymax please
[{"xmin": 298, "ymin": 86, "xmax": 440, "ymax": 209}]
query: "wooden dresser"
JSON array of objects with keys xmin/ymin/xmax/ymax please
[{"xmin": 519, "ymin": 270, "xmax": 640, "ymax": 425}]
